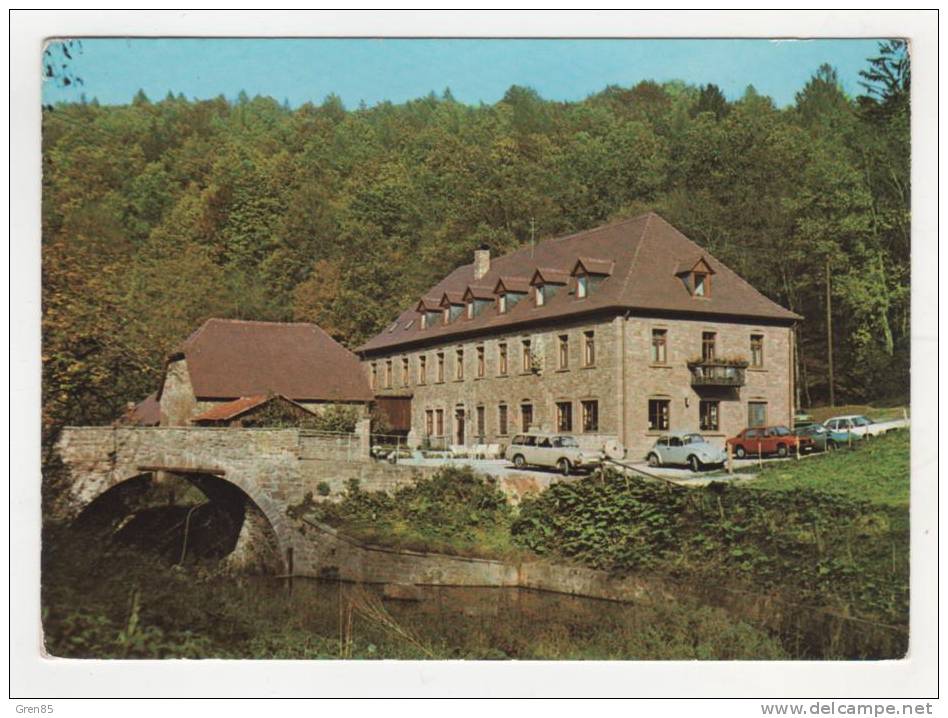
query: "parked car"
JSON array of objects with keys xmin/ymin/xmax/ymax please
[
  {"xmin": 793, "ymin": 412, "xmax": 815, "ymax": 429},
  {"xmin": 645, "ymin": 432, "xmax": 727, "ymax": 472},
  {"xmin": 823, "ymin": 414, "xmax": 908, "ymax": 439},
  {"xmin": 505, "ymin": 433, "xmax": 603, "ymax": 475},
  {"xmin": 793, "ymin": 423, "xmax": 830, "ymax": 453},
  {"xmin": 726, "ymin": 425, "xmax": 812, "ymax": 459}
]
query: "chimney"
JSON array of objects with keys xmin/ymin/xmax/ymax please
[{"xmin": 474, "ymin": 244, "xmax": 491, "ymax": 281}]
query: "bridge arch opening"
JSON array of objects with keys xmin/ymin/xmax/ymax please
[{"xmin": 72, "ymin": 470, "xmax": 284, "ymax": 574}]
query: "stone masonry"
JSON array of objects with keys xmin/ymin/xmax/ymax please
[
  {"xmin": 53, "ymin": 425, "xmax": 568, "ymax": 573},
  {"xmin": 52, "ymin": 425, "xmax": 431, "ymax": 572},
  {"xmin": 368, "ymin": 313, "xmax": 794, "ymax": 458}
]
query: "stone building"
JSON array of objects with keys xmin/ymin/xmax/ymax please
[
  {"xmin": 154, "ymin": 318, "xmax": 373, "ymax": 426},
  {"xmin": 358, "ymin": 212, "xmax": 800, "ymax": 457}
]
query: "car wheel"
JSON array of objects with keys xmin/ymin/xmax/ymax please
[
  {"xmin": 647, "ymin": 453, "xmax": 660, "ymax": 467},
  {"xmin": 735, "ymin": 445, "xmax": 746, "ymax": 459},
  {"xmin": 557, "ymin": 458, "xmax": 571, "ymax": 476},
  {"xmin": 513, "ymin": 454, "xmax": 525, "ymax": 468},
  {"xmin": 688, "ymin": 455, "xmax": 702, "ymax": 472},
  {"xmin": 777, "ymin": 444, "xmax": 788, "ymax": 458}
]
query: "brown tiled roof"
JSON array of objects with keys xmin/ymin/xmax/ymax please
[
  {"xmin": 495, "ymin": 276, "xmax": 531, "ymax": 294},
  {"xmin": 192, "ymin": 395, "xmax": 269, "ymax": 422},
  {"xmin": 573, "ymin": 257, "xmax": 614, "ymax": 276},
  {"xmin": 178, "ymin": 319, "xmax": 373, "ymax": 402},
  {"xmin": 416, "ymin": 297, "xmax": 441, "ymax": 311},
  {"xmin": 120, "ymin": 392, "xmax": 160, "ymax": 426},
  {"xmin": 439, "ymin": 291, "xmax": 465, "ymax": 306},
  {"xmin": 531, "ymin": 268, "xmax": 570, "ymax": 286},
  {"xmin": 463, "ymin": 285, "xmax": 496, "ymax": 301},
  {"xmin": 358, "ymin": 212, "xmax": 801, "ymax": 354},
  {"xmin": 675, "ymin": 257, "xmax": 715, "ymax": 276},
  {"xmin": 191, "ymin": 393, "xmax": 317, "ymax": 423}
]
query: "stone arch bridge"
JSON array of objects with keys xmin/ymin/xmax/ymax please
[{"xmin": 53, "ymin": 426, "xmax": 432, "ymax": 574}]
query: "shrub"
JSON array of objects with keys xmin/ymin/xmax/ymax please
[
  {"xmin": 512, "ymin": 470, "xmax": 908, "ymax": 627},
  {"xmin": 292, "ymin": 467, "xmax": 516, "ymax": 558}
]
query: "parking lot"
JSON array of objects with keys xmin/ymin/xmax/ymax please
[{"xmin": 392, "ymin": 450, "xmax": 816, "ymax": 484}]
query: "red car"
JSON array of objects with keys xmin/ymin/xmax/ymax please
[{"xmin": 726, "ymin": 425, "xmax": 812, "ymax": 459}]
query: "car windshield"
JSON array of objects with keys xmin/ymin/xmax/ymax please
[
  {"xmin": 683, "ymin": 434, "xmax": 704, "ymax": 445},
  {"xmin": 774, "ymin": 426, "xmax": 791, "ymax": 436},
  {"xmin": 556, "ymin": 436, "xmax": 579, "ymax": 448},
  {"xmin": 852, "ymin": 416, "xmax": 870, "ymax": 426}
]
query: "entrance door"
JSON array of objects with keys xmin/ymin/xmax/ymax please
[{"xmin": 455, "ymin": 407, "xmax": 465, "ymax": 445}]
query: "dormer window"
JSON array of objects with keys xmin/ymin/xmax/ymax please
[
  {"xmin": 535, "ymin": 284, "xmax": 558, "ymax": 306},
  {"xmin": 529, "ymin": 268, "xmax": 568, "ymax": 308},
  {"xmin": 416, "ymin": 298, "xmax": 442, "ymax": 330},
  {"xmin": 440, "ymin": 292, "xmax": 465, "ymax": 323},
  {"xmin": 493, "ymin": 276, "xmax": 530, "ymax": 315},
  {"xmin": 570, "ymin": 258, "xmax": 612, "ymax": 300},
  {"xmin": 462, "ymin": 286, "xmax": 493, "ymax": 320},
  {"xmin": 576, "ymin": 275, "xmax": 588, "ymax": 299},
  {"xmin": 694, "ymin": 272, "xmax": 708, "ymax": 297},
  {"xmin": 676, "ymin": 257, "xmax": 715, "ymax": 298}
]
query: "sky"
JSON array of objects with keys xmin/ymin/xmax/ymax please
[{"xmin": 41, "ymin": 38, "xmax": 886, "ymax": 109}]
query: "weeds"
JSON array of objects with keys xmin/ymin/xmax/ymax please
[{"xmin": 289, "ymin": 466, "xmax": 524, "ymax": 560}]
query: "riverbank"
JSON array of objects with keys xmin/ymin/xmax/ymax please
[{"xmin": 41, "ymin": 533, "xmax": 786, "ymax": 660}]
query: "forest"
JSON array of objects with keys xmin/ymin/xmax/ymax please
[{"xmin": 41, "ymin": 41, "xmax": 910, "ymax": 439}]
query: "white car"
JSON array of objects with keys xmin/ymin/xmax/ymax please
[
  {"xmin": 505, "ymin": 433, "xmax": 603, "ymax": 475},
  {"xmin": 646, "ymin": 432, "xmax": 727, "ymax": 472},
  {"xmin": 823, "ymin": 414, "xmax": 908, "ymax": 439}
]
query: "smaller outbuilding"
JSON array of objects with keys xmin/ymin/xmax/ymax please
[
  {"xmin": 154, "ymin": 318, "xmax": 373, "ymax": 427},
  {"xmin": 191, "ymin": 393, "xmax": 320, "ymax": 428}
]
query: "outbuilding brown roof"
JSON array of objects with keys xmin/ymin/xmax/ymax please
[
  {"xmin": 359, "ymin": 212, "xmax": 801, "ymax": 355},
  {"xmin": 119, "ymin": 392, "xmax": 160, "ymax": 426},
  {"xmin": 190, "ymin": 393, "xmax": 317, "ymax": 423},
  {"xmin": 177, "ymin": 319, "xmax": 373, "ymax": 402}
]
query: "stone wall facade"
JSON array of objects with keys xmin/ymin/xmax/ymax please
[
  {"xmin": 365, "ymin": 311, "xmax": 794, "ymax": 458},
  {"xmin": 621, "ymin": 316, "xmax": 794, "ymax": 457},
  {"xmin": 158, "ymin": 358, "xmax": 369, "ymax": 427},
  {"xmin": 53, "ymin": 426, "xmax": 566, "ymax": 574},
  {"xmin": 159, "ymin": 359, "xmax": 198, "ymax": 426},
  {"xmin": 369, "ymin": 316, "xmax": 620, "ymax": 451},
  {"xmin": 295, "ymin": 519, "xmax": 672, "ymax": 604}
]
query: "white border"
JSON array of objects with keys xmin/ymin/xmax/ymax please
[{"xmin": 9, "ymin": 9, "xmax": 940, "ymax": 701}]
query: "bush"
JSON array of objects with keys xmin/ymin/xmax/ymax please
[
  {"xmin": 512, "ymin": 471, "xmax": 909, "ymax": 627},
  {"xmin": 291, "ymin": 467, "xmax": 518, "ymax": 559},
  {"xmin": 316, "ymin": 481, "xmax": 331, "ymax": 497}
]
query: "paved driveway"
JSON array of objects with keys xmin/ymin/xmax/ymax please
[
  {"xmin": 394, "ymin": 455, "xmax": 588, "ymax": 480},
  {"xmin": 394, "ymin": 451, "xmax": 811, "ymax": 486}
]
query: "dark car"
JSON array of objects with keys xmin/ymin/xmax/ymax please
[{"xmin": 793, "ymin": 423, "xmax": 829, "ymax": 453}]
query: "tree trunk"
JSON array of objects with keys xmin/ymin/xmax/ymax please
[
  {"xmin": 876, "ymin": 251, "xmax": 895, "ymax": 355},
  {"xmin": 826, "ymin": 257, "xmax": 835, "ymax": 407}
]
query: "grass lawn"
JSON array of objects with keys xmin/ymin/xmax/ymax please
[
  {"xmin": 748, "ymin": 429, "xmax": 909, "ymax": 507},
  {"xmin": 806, "ymin": 404, "xmax": 909, "ymax": 423}
]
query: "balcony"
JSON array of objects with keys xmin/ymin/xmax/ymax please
[{"xmin": 688, "ymin": 360, "xmax": 747, "ymax": 388}]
